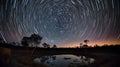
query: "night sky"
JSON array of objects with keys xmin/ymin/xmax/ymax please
[{"xmin": 0, "ymin": 0, "xmax": 120, "ymax": 47}]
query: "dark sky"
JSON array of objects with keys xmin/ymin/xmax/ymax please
[{"xmin": 0, "ymin": 0, "xmax": 120, "ymax": 47}]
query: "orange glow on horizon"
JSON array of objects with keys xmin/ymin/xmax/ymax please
[{"xmin": 59, "ymin": 39, "xmax": 120, "ymax": 48}]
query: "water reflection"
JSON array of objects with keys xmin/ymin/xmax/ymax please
[
  {"xmin": 34, "ymin": 55, "xmax": 56, "ymax": 65},
  {"xmin": 33, "ymin": 54, "xmax": 95, "ymax": 67}
]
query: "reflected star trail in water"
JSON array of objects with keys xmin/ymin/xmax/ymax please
[{"xmin": 0, "ymin": 0, "xmax": 120, "ymax": 47}]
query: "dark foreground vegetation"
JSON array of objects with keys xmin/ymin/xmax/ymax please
[
  {"xmin": 0, "ymin": 43, "xmax": 120, "ymax": 55},
  {"xmin": 0, "ymin": 43, "xmax": 120, "ymax": 67}
]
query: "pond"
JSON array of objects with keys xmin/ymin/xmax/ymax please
[
  {"xmin": 2, "ymin": 54, "xmax": 95, "ymax": 67},
  {"xmin": 33, "ymin": 54, "xmax": 95, "ymax": 67}
]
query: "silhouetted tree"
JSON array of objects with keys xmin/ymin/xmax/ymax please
[
  {"xmin": 21, "ymin": 37, "xmax": 30, "ymax": 47},
  {"xmin": 21, "ymin": 34, "xmax": 42, "ymax": 47},
  {"xmin": 82, "ymin": 40, "xmax": 89, "ymax": 48},
  {"xmin": 42, "ymin": 43, "xmax": 47, "ymax": 48},
  {"xmin": 84, "ymin": 40, "xmax": 89, "ymax": 46},
  {"xmin": 0, "ymin": 37, "xmax": 5, "ymax": 43},
  {"xmin": 83, "ymin": 45, "xmax": 88, "ymax": 48},
  {"xmin": 30, "ymin": 34, "xmax": 42, "ymax": 47},
  {"xmin": 102, "ymin": 44, "xmax": 109, "ymax": 48},
  {"xmin": 80, "ymin": 43, "xmax": 83, "ymax": 48},
  {"xmin": 52, "ymin": 45, "xmax": 57, "ymax": 48},
  {"xmin": 42, "ymin": 43, "xmax": 50, "ymax": 48},
  {"xmin": 94, "ymin": 44, "xmax": 99, "ymax": 47}
]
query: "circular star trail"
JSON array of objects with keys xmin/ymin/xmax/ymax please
[{"xmin": 0, "ymin": 0, "xmax": 120, "ymax": 47}]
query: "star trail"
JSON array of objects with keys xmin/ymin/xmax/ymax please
[{"xmin": 0, "ymin": 0, "xmax": 120, "ymax": 47}]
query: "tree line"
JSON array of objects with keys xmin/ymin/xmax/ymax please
[{"xmin": 21, "ymin": 34, "xmax": 57, "ymax": 48}]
